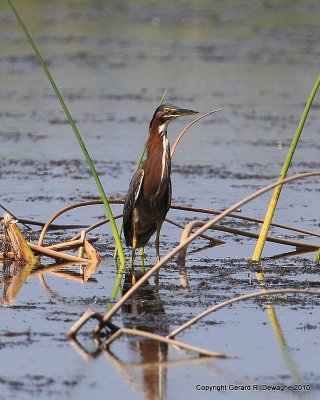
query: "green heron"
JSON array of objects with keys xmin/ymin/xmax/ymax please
[{"xmin": 123, "ymin": 103, "xmax": 198, "ymax": 265}]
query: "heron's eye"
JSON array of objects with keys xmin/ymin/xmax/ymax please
[{"xmin": 164, "ymin": 107, "xmax": 169, "ymax": 113}]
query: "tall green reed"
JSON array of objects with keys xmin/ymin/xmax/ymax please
[
  {"xmin": 252, "ymin": 75, "xmax": 320, "ymax": 262},
  {"xmin": 6, "ymin": 0, "xmax": 125, "ymax": 264}
]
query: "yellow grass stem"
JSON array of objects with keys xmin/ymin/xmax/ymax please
[{"xmin": 252, "ymin": 75, "xmax": 320, "ymax": 262}]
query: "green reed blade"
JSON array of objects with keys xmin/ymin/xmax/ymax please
[
  {"xmin": 252, "ymin": 75, "xmax": 320, "ymax": 262},
  {"xmin": 7, "ymin": 0, "xmax": 125, "ymax": 265}
]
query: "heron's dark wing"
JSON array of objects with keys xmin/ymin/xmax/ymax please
[
  {"xmin": 166, "ymin": 179, "xmax": 172, "ymax": 214},
  {"xmin": 123, "ymin": 168, "xmax": 144, "ymax": 246}
]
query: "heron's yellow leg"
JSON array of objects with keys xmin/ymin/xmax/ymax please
[
  {"xmin": 154, "ymin": 225, "xmax": 162, "ymax": 286},
  {"xmin": 130, "ymin": 233, "xmax": 138, "ymax": 270},
  {"xmin": 155, "ymin": 226, "xmax": 161, "ymax": 263},
  {"xmin": 139, "ymin": 247, "xmax": 145, "ymax": 272}
]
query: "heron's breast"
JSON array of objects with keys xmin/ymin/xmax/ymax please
[{"xmin": 143, "ymin": 135, "xmax": 170, "ymax": 199}]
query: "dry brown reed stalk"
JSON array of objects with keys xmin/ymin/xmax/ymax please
[
  {"xmin": 38, "ymin": 200, "xmax": 104, "ymax": 246},
  {"xmin": 203, "ymin": 224, "xmax": 319, "ymax": 249},
  {"xmin": 170, "ymin": 204, "xmax": 320, "ymax": 239},
  {"xmin": 170, "ymin": 108, "xmax": 225, "ymax": 158},
  {"xmin": 72, "ymin": 215, "xmax": 222, "ymax": 244},
  {"xmin": 167, "ymin": 289, "xmax": 320, "ymax": 339},
  {"xmin": 38, "ymin": 199, "xmax": 124, "ymax": 245},
  {"xmin": 71, "ymin": 214, "xmax": 123, "ymax": 240},
  {"xmin": 1, "ymin": 235, "xmax": 99, "ymax": 265},
  {"xmin": 0, "ymin": 251, "xmax": 14, "ymax": 260},
  {"xmin": 178, "ymin": 221, "xmax": 320, "ymax": 265},
  {"xmin": 28, "ymin": 242, "xmax": 92, "ymax": 263},
  {"xmin": 39, "ymin": 196, "xmax": 320, "ymax": 248},
  {"xmin": 66, "ymin": 308, "xmax": 118, "ymax": 339},
  {"xmin": 0, "ymin": 216, "xmax": 86, "ymax": 230},
  {"xmin": 0, "ymin": 212, "xmax": 100, "ymax": 264},
  {"xmin": 44, "ymin": 238, "xmax": 88, "ymax": 252},
  {"xmin": 83, "ymin": 239, "xmax": 100, "ymax": 264},
  {"xmin": 165, "ymin": 217, "xmax": 224, "ymax": 245},
  {"xmin": 38, "ymin": 195, "xmax": 320, "ymax": 247},
  {"xmin": 67, "ymin": 171, "xmax": 320, "ymax": 336},
  {"xmin": 1, "ymin": 213, "xmax": 36, "ymax": 265},
  {"xmin": 101, "ymin": 327, "xmax": 231, "ymax": 358}
]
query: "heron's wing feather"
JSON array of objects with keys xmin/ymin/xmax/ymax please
[
  {"xmin": 166, "ymin": 179, "xmax": 172, "ymax": 213},
  {"xmin": 123, "ymin": 169, "xmax": 144, "ymax": 246}
]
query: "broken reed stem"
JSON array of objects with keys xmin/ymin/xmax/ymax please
[
  {"xmin": 167, "ymin": 289, "xmax": 320, "ymax": 339},
  {"xmin": 88, "ymin": 171, "xmax": 320, "ymax": 327},
  {"xmin": 102, "ymin": 327, "xmax": 230, "ymax": 358},
  {"xmin": 252, "ymin": 75, "xmax": 320, "ymax": 262},
  {"xmin": 170, "ymin": 108, "xmax": 225, "ymax": 157},
  {"xmin": 6, "ymin": 0, "xmax": 125, "ymax": 265}
]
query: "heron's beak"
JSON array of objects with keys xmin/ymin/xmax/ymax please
[{"xmin": 172, "ymin": 108, "xmax": 198, "ymax": 118}]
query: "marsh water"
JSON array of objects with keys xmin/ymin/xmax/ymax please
[{"xmin": 1, "ymin": 1, "xmax": 320, "ymax": 399}]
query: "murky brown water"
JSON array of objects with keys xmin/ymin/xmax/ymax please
[{"xmin": 1, "ymin": 0, "xmax": 320, "ymax": 399}]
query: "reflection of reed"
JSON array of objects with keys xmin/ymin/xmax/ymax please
[
  {"xmin": 0, "ymin": 261, "xmax": 98, "ymax": 305},
  {"xmin": 32, "ymin": 262, "xmax": 98, "ymax": 283},
  {"xmin": 1, "ymin": 261, "xmax": 34, "ymax": 305},
  {"xmin": 255, "ymin": 271, "xmax": 302, "ymax": 385}
]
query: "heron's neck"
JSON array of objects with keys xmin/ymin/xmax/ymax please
[
  {"xmin": 143, "ymin": 121, "xmax": 171, "ymax": 197},
  {"xmin": 146, "ymin": 121, "xmax": 170, "ymax": 168}
]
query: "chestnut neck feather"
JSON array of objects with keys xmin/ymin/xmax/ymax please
[{"xmin": 143, "ymin": 118, "xmax": 171, "ymax": 199}]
